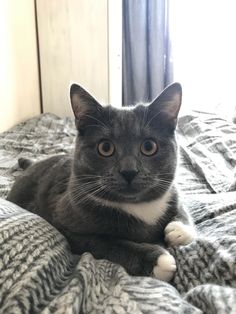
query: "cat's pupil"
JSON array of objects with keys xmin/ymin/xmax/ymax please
[
  {"xmin": 144, "ymin": 141, "xmax": 153, "ymax": 151},
  {"xmin": 102, "ymin": 142, "xmax": 110, "ymax": 152}
]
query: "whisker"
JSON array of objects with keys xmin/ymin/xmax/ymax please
[
  {"xmin": 70, "ymin": 183, "xmax": 107, "ymax": 207},
  {"xmin": 69, "ymin": 182, "xmax": 102, "ymax": 195},
  {"xmin": 82, "ymin": 186, "xmax": 107, "ymax": 207}
]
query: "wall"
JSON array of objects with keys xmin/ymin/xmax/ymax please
[
  {"xmin": 0, "ymin": 0, "xmax": 40, "ymax": 133},
  {"xmin": 36, "ymin": 0, "xmax": 109, "ymax": 117},
  {"xmin": 0, "ymin": 0, "xmax": 122, "ymax": 131}
]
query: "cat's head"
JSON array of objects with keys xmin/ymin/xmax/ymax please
[{"xmin": 70, "ymin": 83, "xmax": 182, "ymax": 203}]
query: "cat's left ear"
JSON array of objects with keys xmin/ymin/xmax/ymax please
[{"xmin": 149, "ymin": 83, "xmax": 182, "ymax": 130}]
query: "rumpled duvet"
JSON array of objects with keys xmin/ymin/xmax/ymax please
[{"xmin": 0, "ymin": 112, "xmax": 236, "ymax": 313}]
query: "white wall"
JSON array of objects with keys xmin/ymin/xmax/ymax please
[{"xmin": 0, "ymin": 0, "xmax": 40, "ymax": 133}]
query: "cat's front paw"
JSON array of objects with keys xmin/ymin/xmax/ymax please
[
  {"xmin": 164, "ymin": 221, "xmax": 196, "ymax": 246},
  {"xmin": 153, "ymin": 252, "xmax": 176, "ymax": 282}
]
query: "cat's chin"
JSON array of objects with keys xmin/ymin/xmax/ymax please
[
  {"xmin": 103, "ymin": 182, "xmax": 170, "ymax": 203},
  {"xmin": 101, "ymin": 189, "xmax": 141, "ymax": 203},
  {"xmin": 115, "ymin": 190, "xmax": 144, "ymax": 203},
  {"xmin": 119, "ymin": 194, "xmax": 140, "ymax": 202}
]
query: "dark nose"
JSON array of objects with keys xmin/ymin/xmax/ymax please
[{"xmin": 120, "ymin": 170, "xmax": 138, "ymax": 184}]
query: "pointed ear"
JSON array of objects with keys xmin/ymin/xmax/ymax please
[
  {"xmin": 70, "ymin": 83, "xmax": 103, "ymax": 131},
  {"xmin": 70, "ymin": 83, "xmax": 102, "ymax": 119},
  {"xmin": 149, "ymin": 83, "xmax": 182, "ymax": 130}
]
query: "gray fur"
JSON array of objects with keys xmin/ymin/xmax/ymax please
[{"xmin": 7, "ymin": 82, "xmax": 193, "ymax": 276}]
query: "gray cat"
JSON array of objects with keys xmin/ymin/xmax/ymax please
[{"xmin": 7, "ymin": 82, "xmax": 196, "ymax": 282}]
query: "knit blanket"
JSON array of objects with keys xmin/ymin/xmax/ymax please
[{"xmin": 0, "ymin": 113, "xmax": 236, "ymax": 313}]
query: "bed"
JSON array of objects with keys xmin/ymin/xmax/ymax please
[{"xmin": 0, "ymin": 112, "xmax": 236, "ymax": 313}]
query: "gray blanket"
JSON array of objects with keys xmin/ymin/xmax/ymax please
[{"xmin": 0, "ymin": 112, "xmax": 236, "ymax": 313}]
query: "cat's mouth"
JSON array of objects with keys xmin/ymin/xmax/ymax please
[
  {"xmin": 100, "ymin": 183, "xmax": 142, "ymax": 202},
  {"xmin": 116, "ymin": 191, "xmax": 141, "ymax": 202},
  {"xmin": 115, "ymin": 184, "xmax": 145, "ymax": 201},
  {"xmin": 119, "ymin": 185, "xmax": 140, "ymax": 194},
  {"xmin": 100, "ymin": 178, "xmax": 155, "ymax": 202}
]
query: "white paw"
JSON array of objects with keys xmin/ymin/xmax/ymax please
[
  {"xmin": 164, "ymin": 221, "xmax": 197, "ymax": 246},
  {"xmin": 153, "ymin": 253, "xmax": 176, "ymax": 282}
]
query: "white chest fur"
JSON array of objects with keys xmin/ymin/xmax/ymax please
[{"xmin": 92, "ymin": 190, "xmax": 171, "ymax": 225}]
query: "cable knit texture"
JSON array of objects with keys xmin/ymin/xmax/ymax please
[{"xmin": 0, "ymin": 112, "xmax": 236, "ymax": 313}]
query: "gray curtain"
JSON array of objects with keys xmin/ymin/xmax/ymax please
[{"xmin": 122, "ymin": 0, "xmax": 173, "ymax": 106}]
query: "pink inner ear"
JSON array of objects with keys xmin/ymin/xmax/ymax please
[
  {"xmin": 164, "ymin": 93, "xmax": 181, "ymax": 118},
  {"xmin": 71, "ymin": 94, "xmax": 87, "ymax": 119}
]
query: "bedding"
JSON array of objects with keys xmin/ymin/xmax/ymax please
[{"xmin": 0, "ymin": 112, "xmax": 236, "ymax": 313}]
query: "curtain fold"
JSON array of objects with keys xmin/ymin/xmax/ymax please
[{"xmin": 122, "ymin": 0, "xmax": 173, "ymax": 106}]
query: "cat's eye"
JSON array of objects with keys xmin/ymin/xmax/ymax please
[
  {"xmin": 141, "ymin": 139, "xmax": 158, "ymax": 156},
  {"xmin": 98, "ymin": 140, "xmax": 115, "ymax": 157}
]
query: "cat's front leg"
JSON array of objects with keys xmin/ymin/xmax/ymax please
[
  {"xmin": 164, "ymin": 206, "xmax": 197, "ymax": 246},
  {"xmin": 152, "ymin": 250, "xmax": 176, "ymax": 281},
  {"xmin": 164, "ymin": 221, "xmax": 197, "ymax": 246},
  {"xmin": 64, "ymin": 232, "xmax": 176, "ymax": 281},
  {"xmin": 136, "ymin": 243, "xmax": 177, "ymax": 281}
]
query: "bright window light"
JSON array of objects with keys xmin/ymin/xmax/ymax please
[{"xmin": 170, "ymin": 0, "xmax": 236, "ymax": 118}]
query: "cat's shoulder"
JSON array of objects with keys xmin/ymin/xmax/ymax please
[{"xmin": 27, "ymin": 154, "xmax": 72, "ymax": 171}]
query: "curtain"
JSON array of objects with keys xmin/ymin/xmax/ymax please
[{"xmin": 122, "ymin": 0, "xmax": 172, "ymax": 106}]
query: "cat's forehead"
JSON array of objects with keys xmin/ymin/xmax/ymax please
[{"xmin": 104, "ymin": 105, "xmax": 149, "ymax": 138}]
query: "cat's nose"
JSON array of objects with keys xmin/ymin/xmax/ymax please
[{"xmin": 120, "ymin": 170, "xmax": 138, "ymax": 184}]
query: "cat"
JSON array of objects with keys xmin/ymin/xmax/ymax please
[{"xmin": 7, "ymin": 82, "xmax": 196, "ymax": 282}]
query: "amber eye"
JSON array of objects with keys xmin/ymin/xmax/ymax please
[
  {"xmin": 141, "ymin": 139, "xmax": 158, "ymax": 156},
  {"xmin": 98, "ymin": 140, "xmax": 115, "ymax": 157}
]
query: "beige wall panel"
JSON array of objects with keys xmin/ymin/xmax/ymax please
[
  {"xmin": 0, "ymin": 0, "xmax": 40, "ymax": 133},
  {"xmin": 37, "ymin": 0, "xmax": 109, "ymax": 117}
]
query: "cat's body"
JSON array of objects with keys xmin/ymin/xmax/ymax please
[{"xmin": 7, "ymin": 83, "xmax": 196, "ymax": 281}]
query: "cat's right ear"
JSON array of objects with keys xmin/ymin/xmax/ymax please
[
  {"xmin": 70, "ymin": 83, "xmax": 103, "ymax": 130},
  {"xmin": 70, "ymin": 83, "xmax": 102, "ymax": 119}
]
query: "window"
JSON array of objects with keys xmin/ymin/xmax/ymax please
[{"xmin": 170, "ymin": 0, "xmax": 236, "ymax": 119}]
